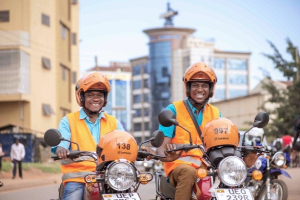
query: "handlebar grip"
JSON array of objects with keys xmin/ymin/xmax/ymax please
[{"xmin": 52, "ymin": 156, "xmax": 60, "ymax": 161}]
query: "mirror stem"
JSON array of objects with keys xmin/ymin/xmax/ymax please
[
  {"xmin": 242, "ymin": 126, "xmax": 253, "ymax": 147},
  {"xmin": 62, "ymin": 138, "xmax": 80, "ymax": 151},
  {"xmin": 178, "ymin": 124, "xmax": 193, "ymax": 145}
]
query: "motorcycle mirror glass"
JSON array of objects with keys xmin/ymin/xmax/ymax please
[
  {"xmin": 44, "ymin": 129, "xmax": 62, "ymax": 147},
  {"xmin": 253, "ymin": 112, "xmax": 269, "ymax": 128},
  {"xmin": 150, "ymin": 130, "xmax": 164, "ymax": 148},
  {"xmin": 158, "ymin": 110, "xmax": 178, "ymax": 127}
]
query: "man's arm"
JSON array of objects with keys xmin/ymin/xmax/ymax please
[{"xmin": 156, "ymin": 137, "xmax": 182, "ymax": 162}]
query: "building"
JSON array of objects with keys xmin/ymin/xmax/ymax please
[
  {"xmin": 87, "ymin": 61, "xmax": 132, "ymax": 132},
  {"xmin": 213, "ymin": 77, "xmax": 291, "ymax": 130},
  {"xmin": 130, "ymin": 3, "xmax": 251, "ymax": 140},
  {"xmin": 0, "ymin": 0, "xmax": 79, "ymax": 137}
]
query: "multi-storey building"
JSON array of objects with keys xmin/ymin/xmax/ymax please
[
  {"xmin": 86, "ymin": 61, "xmax": 132, "ymax": 132},
  {"xmin": 130, "ymin": 4, "xmax": 251, "ymax": 140},
  {"xmin": 0, "ymin": 0, "xmax": 79, "ymax": 137}
]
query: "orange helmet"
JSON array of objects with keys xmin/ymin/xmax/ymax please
[
  {"xmin": 75, "ymin": 71, "xmax": 111, "ymax": 107},
  {"xmin": 96, "ymin": 130, "xmax": 138, "ymax": 165},
  {"xmin": 202, "ymin": 118, "xmax": 239, "ymax": 151},
  {"xmin": 183, "ymin": 62, "xmax": 217, "ymax": 98}
]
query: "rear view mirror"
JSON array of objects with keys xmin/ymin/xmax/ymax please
[
  {"xmin": 253, "ymin": 112, "xmax": 269, "ymax": 128},
  {"xmin": 158, "ymin": 110, "xmax": 178, "ymax": 127},
  {"xmin": 150, "ymin": 130, "xmax": 164, "ymax": 147},
  {"xmin": 44, "ymin": 129, "xmax": 63, "ymax": 147}
]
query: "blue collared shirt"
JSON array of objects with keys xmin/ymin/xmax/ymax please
[
  {"xmin": 51, "ymin": 108, "xmax": 124, "ymax": 154},
  {"xmin": 158, "ymin": 98, "xmax": 222, "ymax": 138}
]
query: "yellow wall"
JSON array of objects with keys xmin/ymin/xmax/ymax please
[
  {"xmin": 0, "ymin": 102, "xmax": 30, "ymax": 128},
  {"xmin": 0, "ymin": 0, "xmax": 79, "ymax": 135}
]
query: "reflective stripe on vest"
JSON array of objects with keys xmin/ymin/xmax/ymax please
[
  {"xmin": 61, "ymin": 111, "xmax": 117, "ymax": 184},
  {"xmin": 60, "ymin": 156, "xmax": 95, "ymax": 165},
  {"xmin": 178, "ymin": 156, "xmax": 201, "ymax": 166},
  {"xmin": 62, "ymin": 171, "xmax": 96, "ymax": 181},
  {"xmin": 163, "ymin": 101, "xmax": 220, "ymax": 177}
]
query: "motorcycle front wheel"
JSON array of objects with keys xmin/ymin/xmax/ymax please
[{"xmin": 257, "ymin": 179, "xmax": 288, "ymax": 200}]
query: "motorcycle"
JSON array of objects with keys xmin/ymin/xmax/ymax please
[
  {"xmin": 154, "ymin": 110, "xmax": 270, "ymax": 200},
  {"xmin": 246, "ymin": 147, "xmax": 290, "ymax": 200},
  {"xmin": 44, "ymin": 129, "xmax": 166, "ymax": 200}
]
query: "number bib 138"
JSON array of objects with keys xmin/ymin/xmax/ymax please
[{"xmin": 215, "ymin": 188, "xmax": 253, "ymax": 200}]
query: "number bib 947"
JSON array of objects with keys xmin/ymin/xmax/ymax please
[{"xmin": 215, "ymin": 188, "xmax": 253, "ymax": 200}]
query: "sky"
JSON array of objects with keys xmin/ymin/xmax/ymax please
[{"xmin": 79, "ymin": 0, "xmax": 300, "ymax": 89}]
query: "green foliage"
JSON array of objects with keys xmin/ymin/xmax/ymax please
[
  {"xmin": 261, "ymin": 38, "xmax": 300, "ymax": 137},
  {"xmin": 1, "ymin": 161, "xmax": 61, "ymax": 173}
]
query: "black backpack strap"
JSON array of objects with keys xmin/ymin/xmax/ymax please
[{"xmin": 183, "ymin": 100, "xmax": 203, "ymax": 143}]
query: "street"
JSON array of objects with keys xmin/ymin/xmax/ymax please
[{"xmin": 0, "ymin": 168, "xmax": 299, "ymax": 200}]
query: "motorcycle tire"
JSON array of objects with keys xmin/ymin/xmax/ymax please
[{"xmin": 257, "ymin": 179, "xmax": 288, "ymax": 200}]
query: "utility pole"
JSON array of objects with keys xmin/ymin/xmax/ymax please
[{"xmin": 295, "ymin": 47, "xmax": 299, "ymax": 81}]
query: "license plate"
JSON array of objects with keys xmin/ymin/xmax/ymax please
[
  {"xmin": 215, "ymin": 188, "xmax": 253, "ymax": 200},
  {"xmin": 102, "ymin": 193, "xmax": 141, "ymax": 200}
]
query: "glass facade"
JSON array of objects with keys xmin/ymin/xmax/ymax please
[
  {"xmin": 149, "ymin": 41, "xmax": 172, "ymax": 132},
  {"xmin": 105, "ymin": 79, "xmax": 130, "ymax": 130}
]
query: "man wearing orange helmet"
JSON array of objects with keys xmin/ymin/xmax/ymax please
[
  {"xmin": 51, "ymin": 71, "xmax": 124, "ymax": 200},
  {"xmin": 156, "ymin": 62, "xmax": 221, "ymax": 199}
]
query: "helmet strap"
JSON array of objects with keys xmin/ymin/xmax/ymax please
[{"xmin": 82, "ymin": 107, "xmax": 103, "ymax": 118}]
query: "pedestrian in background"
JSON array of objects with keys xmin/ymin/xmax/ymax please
[
  {"xmin": 10, "ymin": 138, "xmax": 25, "ymax": 179},
  {"xmin": 0, "ymin": 142, "xmax": 5, "ymax": 173}
]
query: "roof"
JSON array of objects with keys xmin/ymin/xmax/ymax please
[{"xmin": 0, "ymin": 124, "xmax": 44, "ymax": 137}]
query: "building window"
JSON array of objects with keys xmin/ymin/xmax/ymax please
[
  {"xmin": 72, "ymin": 71, "xmax": 77, "ymax": 84},
  {"xmin": 42, "ymin": 57, "xmax": 51, "ymax": 69},
  {"xmin": 72, "ymin": 33, "xmax": 77, "ymax": 45},
  {"xmin": 228, "ymin": 74, "xmax": 247, "ymax": 84},
  {"xmin": 133, "ymin": 80, "xmax": 141, "ymax": 90},
  {"xmin": 134, "ymin": 123, "xmax": 142, "ymax": 131},
  {"xmin": 61, "ymin": 65, "xmax": 69, "ymax": 81},
  {"xmin": 144, "ymin": 108, "xmax": 149, "ymax": 116},
  {"xmin": 159, "ymin": 35, "xmax": 172, "ymax": 39},
  {"xmin": 229, "ymin": 89, "xmax": 247, "ymax": 99},
  {"xmin": 228, "ymin": 59, "xmax": 247, "ymax": 70},
  {"xmin": 143, "ymin": 79, "xmax": 149, "ymax": 88},
  {"xmin": 134, "ymin": 109, "xmax": 141, "ymax": 117},
  {"xmin": 0, "ymin": 11, "xmax": 9, "ymax": 22},
  {"xmin": 145, "ymin": 122, "xmax": 149, "ymax": 130},
  {"xmin": 162, "ymin": 67, "xmax": 168, "ymax": 77},
  {"xmin": 144, "ymin": 93, "xmax": 149, "ymax": 102},
  {"xmin": 42, "ymin": 104, "xmax": 55, "ymax": 116},
  {"xmin": 133, "ymin": 65, "xmax": 141, "ymax": 75},
  {"xmin": 133, "ymin": 94, "xmax": 142, "ymax": 103},
  {"xmin": 61, "ymin": 24, "xmax": 67, "ymax": 39},
  {"xmin": 41, "ymin": 13, "xmax": 50, "ymax": 26},
  {"xmin": 215, "ymin": 71, "xmax": 225, "ymax": 84},
  {"xmin": 214, "ymin": 58, "xmax": 225, "ymax": 69},
  {"xmin": 214, "ymin": 89, "xmax": 226, "ymax": 100}
]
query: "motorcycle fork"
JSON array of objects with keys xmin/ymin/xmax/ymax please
[{"xmin": 266, "ymin": 157, "xmax": 271, "ymax": 200}]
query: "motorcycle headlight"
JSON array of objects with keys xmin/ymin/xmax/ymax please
[
  {"xmin": 272, "ymin": 152, "xmax": 286, "ymax": 167},
  {"xmin": 218, "ymin": 156, "xmax": 247, "ymax": 187},
  {"xmin": 106, "ymin": 162, "xmax": 136, "ymax": 191}
]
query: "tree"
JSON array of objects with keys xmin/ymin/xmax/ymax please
[{"xmin": 260, "ymin": 38, "xmax": 300, "ymax": 137}]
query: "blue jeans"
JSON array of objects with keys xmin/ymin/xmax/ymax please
[{"xmin": 62, "ymin": 182, "xmax": 86, "ymax": 200}]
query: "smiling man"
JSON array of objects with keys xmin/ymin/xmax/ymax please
[
  {"xmin": 51, "ymin": 72, "xmax": 124, "ymax": 200},
  {"xmin": 156, "ymin": 62, "xmax": 221, "ymax": 200}
]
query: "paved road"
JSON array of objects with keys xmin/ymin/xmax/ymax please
[{"xmin": 0, "ymin": 168, "xmax": 299, "ymax": 200}]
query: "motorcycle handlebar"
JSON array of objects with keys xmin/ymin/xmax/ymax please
[
  {"xmin": 166, "ymin": 144, "xmax": 205, "ymax": 153},
  {"xmin": 51, "ymin": 151, "xmax": 96, "ymax": 161},
  {"xmin": 137, "ymin": 151, "xmax": 166, "ymax": 160}
]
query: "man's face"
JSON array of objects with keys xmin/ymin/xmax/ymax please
[
  {"xmin": 84, "ymin": 90, "xmax": 105, "ymax": 112},
  {"xmin": 190, "ymin": 82, "xmax": 210, "ymax": 104}
]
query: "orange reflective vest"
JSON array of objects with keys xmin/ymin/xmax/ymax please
[
  {"xmin": 61, "ymin": 111, "xmax": 117, "ymax": 184},
  {"xmin": 164, "ymin": 101, "xmax": 220, "ymax": 177}
]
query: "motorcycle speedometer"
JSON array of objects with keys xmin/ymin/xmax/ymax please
[
  {"xmin": 218, "ymin": 156, "xmax": 247, "ymax": 187},
  {"xmin": 106, "ymin": 161, "xmax": 136, "ymax": 191},
  {"xmin": 272, "ymin": 152, "xmax": 286, "ymax": 167}
]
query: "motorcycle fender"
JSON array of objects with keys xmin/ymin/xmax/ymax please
[
  {"xmin": 193, "ymin": 176, "xmax": 212, "ymax": 200},
  {"xmin": 270, "ymin": 169, "xmax": 291, "ymax": 178}
]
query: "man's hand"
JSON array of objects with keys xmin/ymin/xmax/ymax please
[
  {"xmin": 140, "ymin": 146, "xmax": 155, "ymax": 160},
  {"xmin": 243, "ymin": 151, "xmax": 262, "ymax": 168},
  {"xmin": 56, "ymin": 146, "xmax": 70, "ymax": 159},
  {"xmin": 163, "ymin": 143, "xmax": 183, "ymax": 162}
]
